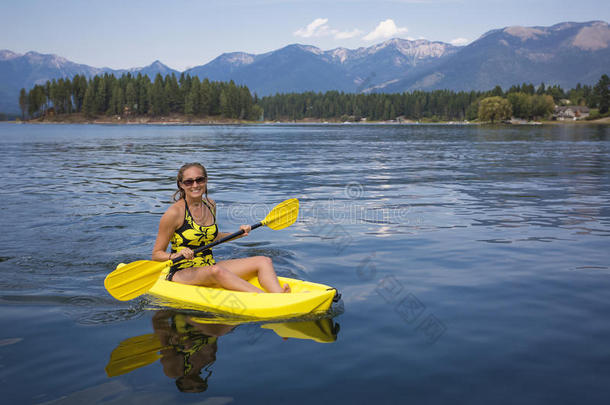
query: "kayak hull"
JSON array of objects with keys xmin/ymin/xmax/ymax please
[{"xmin": 145, "ymin": 266, "xmax": 338, "ymax": 320}]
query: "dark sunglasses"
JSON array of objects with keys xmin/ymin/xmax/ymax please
[{"xmin": 181, "ymin": 176, "xmax": 207, "ymax": 186}]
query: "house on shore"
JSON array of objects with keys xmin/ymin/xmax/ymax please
[{"xmin": 554, "ymin": 106, "xmax": 590, "ymax": 120}]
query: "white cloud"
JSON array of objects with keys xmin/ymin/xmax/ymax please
[
  {"xmin": 363, "ymin": 19, "xmax": 409, "ymax": 41},
  {"xmin": 294, "ymin": 18, "xmax": 363, "ymax": 40},
  {"xmin": 450, "ymin": 37, "xmax": 469, "ymax": 46},
  {"xmin": 294, "ymin": 18, "xmax": 329, "ymax": 38}
]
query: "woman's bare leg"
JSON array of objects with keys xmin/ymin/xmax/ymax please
[
  {"xmin": 216, "ymin": 256, "xmax": 290, "ymax": 293},
  {"xmin": 171, "ymin": 265, "xmax": 264, "ymax": 293},
  {"xmin": 171, "ymin": 256, "xmax": 290, "ymax": 293}
]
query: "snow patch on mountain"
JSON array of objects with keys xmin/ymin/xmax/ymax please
[
  {"xmin": 326, "ymin": 38, "xmax": 457, "ymax": 65},
  {"xmin": 328, "ymin": 48, "xmax": 351, "ymax": 63},
  {"xmin": 296, "ymin": 44, "xmax": 324, "ymax": 55},
  {"xmin": 221, "ymin": 52, "xmax": 257, "ymax": 66}
]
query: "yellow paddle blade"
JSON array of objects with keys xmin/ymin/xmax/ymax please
[
  {"xmin": 261, "ymin": 198, "xmax": 299, "ymax": 230},
  {"xmin": 105, "ymin": 333, "xmax": 165, "ymax": 377},
  {"xmin": 104, "ymin": 260, "xmax": 170, "ymax": 301}
]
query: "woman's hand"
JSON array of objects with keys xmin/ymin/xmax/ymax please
[
  {"xmin": 239, "ymin": 225, "xmax": 251, "ymax": 236},
  {"xmin": 177, "ymin": 247, "xmax": 194, "ymax": 260}
]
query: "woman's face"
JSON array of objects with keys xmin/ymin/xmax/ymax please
[{"xmin": 180, "ymin": 167, "xmax": 207, "ymax": 199}]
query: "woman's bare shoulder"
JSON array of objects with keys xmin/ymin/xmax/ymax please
[{"xmin": 163, "ymin": 200, "xmax": 185, "ymax": 223}]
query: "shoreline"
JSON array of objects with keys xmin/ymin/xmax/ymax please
[{"xmin": 7, "ymin": 113, "xmax": 610, "ymax": 126}]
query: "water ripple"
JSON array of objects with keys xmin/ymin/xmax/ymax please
[{"xmin": 1, "ymin": 124, "xmax": 609, "ymax": 403}]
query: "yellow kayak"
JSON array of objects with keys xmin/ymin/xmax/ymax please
[{"xmin": 137, "ymin": 265, "xmax": 340, "ymax": 320}]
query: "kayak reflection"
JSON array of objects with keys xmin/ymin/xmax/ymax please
[
  {"xmin": 105, "ymin": 310, "xmax": 340, "ymax": 392},
  {"xmin": 153, "ymin": 310, "xmax": 227, "ymax": 393}
]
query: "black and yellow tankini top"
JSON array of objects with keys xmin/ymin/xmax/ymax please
[{"xmin": 168, "ymin": 198, "xmax": 218, "ymax": 280}]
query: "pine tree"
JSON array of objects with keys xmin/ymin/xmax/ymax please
[
  {"xmin": 82, "ymin": 81, "xmax": 96, "ymax": 117},
  {"xmin": 125, "ymin": 82, "xmax": 137, "ymax": 114},
  {"xmin": 151, "ymin": 74, "xmax": 168, "ymax": 116},
  {"xmin": 19, "ymin": 88, "xmax": 28, "ymax": 120},
  {"xmin": 507, "ymin": 92, "xmax": 531, "ymax": 119},
  {"xmin": 594, "ymin": 74, "xmax": 610, "ymax": 114},
  {"xmin": 94, "ymin": 76, "xmax": 107, "ymax": 114},
  {"xmin": 136, "ymin": 74, "xmax": 151, "ymax": 114},
  {"xmin": 185, "ymin": 78, "xmax": 201, "ymax": 116},
  {"xmin": 72, "ymin": 75, "xmax": 87, "ymax": 112},
  {"xmin": 107, "ymin": 83, "xmax": 124, "ymax": 115},
  {"xmin": 165, "ymin": 74, "xmax": 181, "ymax": 113}
]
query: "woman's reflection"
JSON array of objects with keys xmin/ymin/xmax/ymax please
[
  {"xmin": 106, "ymin": 309, "xmax": 340, "ymax": 394},
  {"xmin": 152, "ymin": 310, "xmax": 234, "ymax": 393}
]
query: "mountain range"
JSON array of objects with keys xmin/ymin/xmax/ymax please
[{"xmin": 1, "ymin": 20, "xmax": 609, "ymax": 114}]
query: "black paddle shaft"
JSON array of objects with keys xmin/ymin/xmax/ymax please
[{"xmin": 171, "ymin": 222, "xmax": 263, "ymax": 264}]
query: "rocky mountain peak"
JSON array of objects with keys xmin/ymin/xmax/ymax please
[
  {"xmin": 291, "ymin": 44, "xmax": 324, "ymax": 55},
  {"xmin": 0, "ymin": 50, "xmax": 21, "ymax": 60},
  {"xmin": 219, "ymin": 52, "xmax": 256, "ymax": 66}
]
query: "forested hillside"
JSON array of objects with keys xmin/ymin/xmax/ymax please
[{"xmin": 19, "ymin": 73, "xmax": 609, "ymax": 122}]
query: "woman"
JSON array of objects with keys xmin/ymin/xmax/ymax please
[{"xmin": 152, "ymin": 162, "xmax": 290, "ymax": 293}]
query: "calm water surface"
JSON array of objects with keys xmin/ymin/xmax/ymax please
[{"xmin": 0, "ymin": 123, "xmax": 609, "ymax": 404}]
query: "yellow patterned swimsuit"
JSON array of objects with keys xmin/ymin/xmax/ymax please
[{"xmin": 167, "ymin": 198, "xmax": 218, "ymax": 281}]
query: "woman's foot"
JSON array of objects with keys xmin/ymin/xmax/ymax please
[{"xmin": 282, "ymin": 283, "xmax": 291, "ymax": 293}]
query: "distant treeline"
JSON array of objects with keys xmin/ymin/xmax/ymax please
[
  {"xmin": 20, "ymin": 73, "xmax": 262, "ymax": 120},
  {"xmin": 260, "ymin": 90, "xmax": 481, "ymax": 121},
  {"xmin": 259, "ymin": 77, "xmax": 608, "ymax": 122},
  {"xmin": 19, "ymin": 73, "xmax": 609, "ymax": 122}
]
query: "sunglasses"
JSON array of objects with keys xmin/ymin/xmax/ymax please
[{"xmin": 181, "ymin": 176, "xmax": 207, "ymax": 186}]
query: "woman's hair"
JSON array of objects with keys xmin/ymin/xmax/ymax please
[
  {"xmin": 172, "ymin": 162, "xmax": 209, "ymax": 202},
  {"xmin": 175, "ymin": 374, "xmax": 209, "ymax": 393}
]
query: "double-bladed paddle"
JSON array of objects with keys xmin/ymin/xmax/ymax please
[{"xmin": 104, "ymin": 198, "xmax": 299, "ymax": 301}]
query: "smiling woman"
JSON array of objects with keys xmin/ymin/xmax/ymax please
[{"xmin": 151, "ymin": 162, "xmax": 291, "ymax": 293}]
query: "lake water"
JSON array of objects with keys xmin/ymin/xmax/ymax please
[{"xmin": 0, "ymin": 123, "xmax": 609, "ymax": 404}]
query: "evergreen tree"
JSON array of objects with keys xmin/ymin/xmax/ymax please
[
  {"xmin": 151, "ymin": 74, "xmax": 168, "ymax": 116},
  {"xmin": 72, "ymin": 75, "xmax": 87, "ymax": 112},
  {"xmin": 19, "ymin": 88, "xmax": 27, "ymax": 120},
  {"xmin": 199, "ymin": 78, "xmax": 211, "ymax": 116},
  {"xmin": 82, "ymin": 81, "xmax": 96, "ymax": 117},
  {"xmin": 507, "ymin": 92, "xmax": 531, "ymax": 119},
  {"xmin": 220, "ymin": 88, "xmax": 232, "ymax": 117},
  {"xmin": 546, "ymin": 85, "xmax": 565, "ymax": 102},
  {"xmin": 125, "ymin": 82, "xmax": 137, "ymax": 114},
  {"xmin": 522, "ymin": 83, "xmax": 535, "ymax": 95},
  {"xmin": 185, "ymin": 78, "xmax": 201, "ymax": 116},
  {"xmin": 491, "ymin": 85, "xmax": 504, "ymax": 97},
  {"xmin": 107, "ymin": 83, "xmax": 124, "ymax": 115},
  {"xmin": 165, "ymin": 74, "xmax": 182, "ymax": 113},
  {"xmin": 93, "ymin": 76, "xmax": 107, "ymax": 114},
  {"xmin": 136, "ymin": 74, "xmax": 151, "ymax": 114},
  {"xmin": 27, "ymin": 85, "xmax": 46, "ymax": 117},
  {"xmin": 594, "ymin": 74, "xmax": 610, "ymax": 114},
  {"xmin": 44, "ymin": 81, "xmax": 51, "ymax": 111}
]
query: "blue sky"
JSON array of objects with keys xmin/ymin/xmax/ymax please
[{"xmin": 2, "ymin": 0, "xmax": 609, "ymax": 71}]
